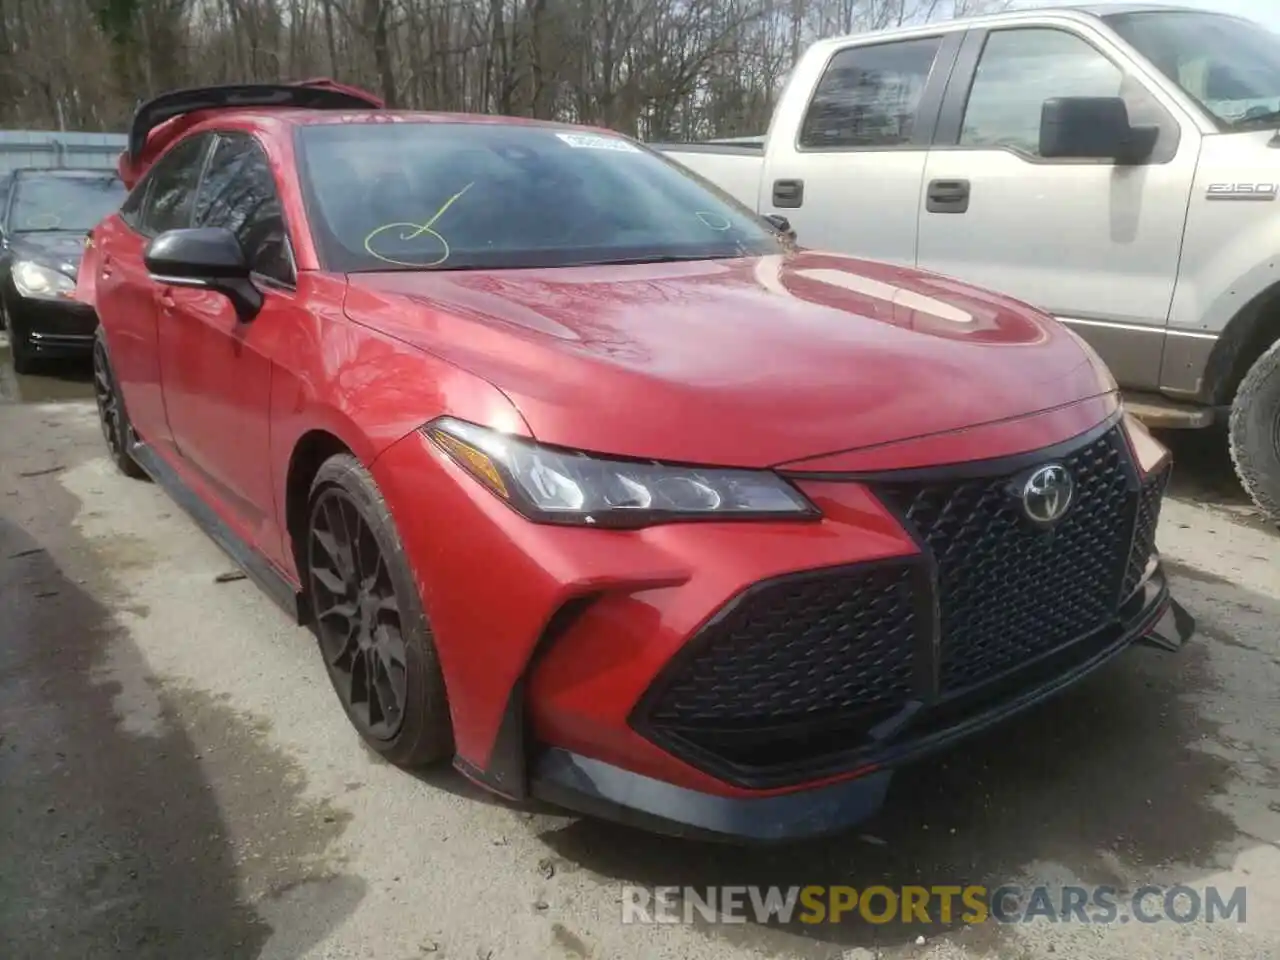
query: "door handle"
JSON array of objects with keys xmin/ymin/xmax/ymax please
[
  {"xmin": 158, "ymin": 289, "xmax": 176, "ymax": 309},
  {"xmin": 926, "ymin": 179, "xmax": 970, "ymax": 214},
  {"xmin": 772, "ymin": 178, "xmax": 805, "ymax": 209}
]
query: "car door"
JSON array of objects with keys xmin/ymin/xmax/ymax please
[
  {"xmin": 915, "ymin": 23, "xmax": 1199, "ymax": 390},
  {"xmin": 759, "ymin": 33, "xmax": 962, "ymax": 268},
  {"xmin": 154, "ymin": 131, "xmax": 296, "ymax": 542},
  {"xmin": 92, "ymin": 132, "xmax": 215, "ymax": 452}
]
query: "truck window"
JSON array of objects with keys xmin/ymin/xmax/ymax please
[
  {"xmin": 1105, "ymin": 10, "xmax": 1280, "ymax": 128},
  {"xmin": 960, "ymin": 29, "xmax": 1124, "ymax": 155},
  {"xmin": 799, "ymin": 38, "xmax": 943, "ymax": 149}
]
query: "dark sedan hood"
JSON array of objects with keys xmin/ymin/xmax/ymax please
[
  {"xmin": 6, "ymin": 231, "xmax": 86, "ymax": 275},
  {"xmin": 344, "ymin": 251, "xmax": 1115, "ymax": 467}
]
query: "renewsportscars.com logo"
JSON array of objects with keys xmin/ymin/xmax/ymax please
[{"xmin": 621, "ymin": 884, "xmax": 1248, "ymax": 926}]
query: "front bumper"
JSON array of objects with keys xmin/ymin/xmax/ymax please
[
  {"xmin": 373, "ymin": 407, "xmax": 1189, "ymax": 842},
  {"xmin": 9, "ymin": 295, "xmax": 97, "ymax": 353},
  {"xmin": 529, "ymin": 570, "xmax": 1191, "ymax": 842}
]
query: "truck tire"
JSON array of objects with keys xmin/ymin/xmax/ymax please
[{"xmin": 1229, "ymin": 338, "xmax": 1280, "ymax": 525}]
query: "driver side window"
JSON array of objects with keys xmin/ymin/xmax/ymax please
[
  {"xmin": 961, "ymin": 29, "xmax": 1124, "ymax": 155},
  {"xmin": 194, "ymin": 133, "xmax": 296, "ymax": 287},
  {"xmin": 136, "ymin": 133, "xmax": 212, "ymax": 236}
]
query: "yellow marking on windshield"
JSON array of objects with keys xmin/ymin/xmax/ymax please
[
  {"xmin": 363, "ymin": 181, "xmax": 476, "ymax": 267},
  {"xmin": 24, "ymin": 213, "xmax": 62, "ymax": 230}
]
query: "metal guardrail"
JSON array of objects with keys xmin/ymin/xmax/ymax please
[{"xmin": 0, "ymin": 131, "xmax": 127, "ymax": 174}]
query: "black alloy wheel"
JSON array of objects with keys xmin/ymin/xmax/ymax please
[
  {"xmin": 304, "ymin": 453, "xmax": 453, "ymax": 767},
  {"xmin": 92, "ymin": 329, "xmax": 146, "ymax": 479},
  {"xmin": 308, "ymin": 485, "xmax": 411, "ymax": 741}
]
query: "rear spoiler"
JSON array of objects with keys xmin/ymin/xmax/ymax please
[{"xmin": 121, "ymin": 79, "xmax": 382, "ymax": 185}]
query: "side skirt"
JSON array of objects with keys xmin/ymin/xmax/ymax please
[{"xmin": 128, "ymin": 438, "xmax": 305, "ymax": 624}]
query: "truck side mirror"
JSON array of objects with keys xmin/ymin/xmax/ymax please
[{"xmin": 1039, "ymin": 96, "xmax": 1158, "ymax": 164}]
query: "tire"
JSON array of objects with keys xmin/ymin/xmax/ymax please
[
  {"xmin": 305, "ymin": 453, "xmax": 454, "ymax": 767},
  {"xmin": 1229, "ymin": 338, "xmax": 1280, "ymax": 525},
  {"xmin": 92, "ymin": 327, "xmax": 148, "ymax": 480}
]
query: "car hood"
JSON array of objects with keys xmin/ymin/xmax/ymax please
[
  {"xmin": 7, "ymin": 231, "xmax": 85, "ymax": 275},
  {"xmin": 344, "ymin": 251, "xmax": 1114, "ymax": 468}
]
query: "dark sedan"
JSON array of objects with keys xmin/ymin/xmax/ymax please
[{"xmin": 1, "ymin": 168, "xmax": 126, "ymax": 373}]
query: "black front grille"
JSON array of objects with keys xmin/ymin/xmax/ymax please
[
  {"xmin": 633, "ymin": 420, "xmax": 1162, "ymax": 787},
  {"xmin": 875, "ymin": 426, "xmax": 1134, "ymax": 694},
  {"xmin": 1122, "ymin": 462, "xmax": 1170, "ymax": 599}
]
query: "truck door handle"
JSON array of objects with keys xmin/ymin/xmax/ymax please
[
  {"xmin": 772, "ymin": 179, "xmax": 804, "ymax": 209},
  {"xmin": 926, "ymin": 179, "xmax": 970, "ymax": 214}
]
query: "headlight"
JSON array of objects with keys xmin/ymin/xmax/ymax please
[
  {"xmin": 12, "ymin": 260, "xmax": 76, "ymax": 300},
  {"xmin": 424, "ymin": 417, "xmax": 820, "ymax": 527}
]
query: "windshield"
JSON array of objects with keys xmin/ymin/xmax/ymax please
[
  {"xmin": 296, "ymin": 121, "xmax": 783, "ymax": 273},
  {"xmin": 8, "ymin": 174, "xmax": 126, "ymax": 233},
  {"xmin": 1106, "ymin": 11, "xmax": 1280, "ymax": 128}
]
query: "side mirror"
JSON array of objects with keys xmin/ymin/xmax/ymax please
[
  {"xmin": 143, "ymin": 227, "xmax": 263, "ymax": 321},
  {"xmin": 763, "ymin": 213, "xmax": 797, "ymax": 242},
  {"xmin": 1039, "ymin": 96, "xmax": 1158, "ymax": 164}
]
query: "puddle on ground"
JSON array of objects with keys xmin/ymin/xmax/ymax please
[{"xmin": 0, "ymin": 337, "xmax": 95, "ymax": 404}]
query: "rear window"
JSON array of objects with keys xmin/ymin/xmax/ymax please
[
  {"xmin": 295, "ymin": 121, "xmax": 783, "ymax": 273},
  {"xmin": 799, "ymin": 37, "xmax": 944, "ymax": 149},
  {"xmin": 8, "ymin": 173, "xmax": 126, "ymax": 233}
]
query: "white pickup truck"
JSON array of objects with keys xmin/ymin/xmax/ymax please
[{"xmin": 655, "ymin": 3, "xmax": 1280, "ymax": 523}]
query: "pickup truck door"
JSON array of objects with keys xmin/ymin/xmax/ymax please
[
  {"xmin": 759, "ymin": 33, "xmax": 963, "ymax": 269},
  {"xmin": 915, "ymin": 23, "xmax": 1199, "ymax": 391}
]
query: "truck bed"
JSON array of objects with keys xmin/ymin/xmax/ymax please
[{"xmin": 651, "ymin": 141, "xmax": 766, "ymax": 210}]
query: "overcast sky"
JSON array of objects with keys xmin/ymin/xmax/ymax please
[{"xmin": 1011, "ymin": 0, "xmax": 1280, "ymax": 31}]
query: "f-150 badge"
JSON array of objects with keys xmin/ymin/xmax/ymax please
[{"xmin": 1206, "ymin": 182, "xmax": 1279, "ymax": 200}]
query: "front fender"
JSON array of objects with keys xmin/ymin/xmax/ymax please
[
  {"xmin": 267, "ymin": 274, "xmax": 529, "ymax": 576},
  {"xmin": 1165, "ymin": 132, "xmax": 1280, "ymax": 397}
]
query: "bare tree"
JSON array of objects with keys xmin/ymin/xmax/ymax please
[{"xmin": 0, "ymin": 0, "xmax": 1009, "ymax": 136}]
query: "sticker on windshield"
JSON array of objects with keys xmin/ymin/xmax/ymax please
[{"xmin": 555, "ymin": 132, "xmax": 640, "ymax": 153}]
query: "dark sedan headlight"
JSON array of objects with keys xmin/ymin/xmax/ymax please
[
  {"xmin": 12, "ymin": 260, "xmax": 76, "ymax": 300},
  {"xmin": 424, "ymin": 417, "xmax": 819, "ymax": 527}
]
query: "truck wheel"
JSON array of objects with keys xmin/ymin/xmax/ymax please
[{"xmin": 1229, "ymin": 338, "xmax": 1280, "ymax": 525}]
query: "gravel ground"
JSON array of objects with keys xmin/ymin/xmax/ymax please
[{"xmin": 0, "ymin": 349, "xmax": 1277, "ymax": 960}]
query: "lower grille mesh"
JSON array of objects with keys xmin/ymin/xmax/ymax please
[{"xmin": 648, "ymin": 562, "xmax": 918, "ymax": 730}]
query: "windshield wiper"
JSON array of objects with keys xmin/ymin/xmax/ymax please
[{"xmin": 565, "ymin": 253, "xmax": 733, "ymax": 267}]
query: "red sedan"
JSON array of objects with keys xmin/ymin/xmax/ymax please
[{"xmin": 81, "ymin": 81, "xmax": 1193, "ymax": 842}]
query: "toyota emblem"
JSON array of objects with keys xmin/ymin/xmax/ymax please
[{"xmin": 1019, "ymin": 463, "xmax": 1075, "ymax": 525}]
